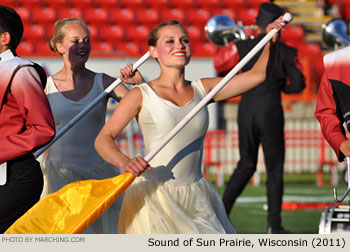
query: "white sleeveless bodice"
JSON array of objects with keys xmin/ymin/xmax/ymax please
[
  {"xmin": 45, "ymin": 73, "xmax": 107, "ymax": 169},
  {"xmin": 136, "ymin": 80, "xmax": 209, "ymax": 186}
]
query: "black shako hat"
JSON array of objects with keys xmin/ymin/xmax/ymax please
[{"xmin": 255, "ymin": 2, "xmax": 284, "ymax": 29}]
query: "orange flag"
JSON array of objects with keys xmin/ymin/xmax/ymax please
[{"xmin": 5, "ymin": 172, "xmax": 135, "ymax": 234}]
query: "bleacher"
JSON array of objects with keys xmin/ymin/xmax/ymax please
[
  {"xmin": 2, "ymin": 0, "xmax": 348, "ymax": 177},
  {"xmin": 2, "ymin": 0, "xmax": 341, "ymax": 58},
  {"xmin": 3, "ymin": 0, "xmax": 349, "ymax": 102}
]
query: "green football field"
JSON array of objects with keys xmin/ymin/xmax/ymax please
[{"xmin": 213, "ymin": 173, "xmax": 350, "ymax": 234}]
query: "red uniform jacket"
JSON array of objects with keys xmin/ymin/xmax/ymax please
[
  {"xmin": 0, "ymin": 50, "xmax": 55, "ymax": 163},
  {"xmin": 315, "ymin": 46, "xmax": 350, "ymax": 161}
]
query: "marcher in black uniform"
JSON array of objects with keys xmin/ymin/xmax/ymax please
[{"xmin": 214, "ymin": 3, "xmax": 306, "ymax": 234}]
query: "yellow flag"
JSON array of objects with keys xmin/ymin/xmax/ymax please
[{"xmin": 5, "ymin": 172, "xmax": 135, "ymax": 234}]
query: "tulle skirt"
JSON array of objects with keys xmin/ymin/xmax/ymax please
[
  {"xmin": 43, "ymin": 159, "xmax": 123, "ymax": 234},
  {"xmin": 118, "ymin": 176, "xmax": 236, "ymax": 234}
]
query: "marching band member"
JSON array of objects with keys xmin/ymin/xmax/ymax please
[{"xmin": 0, "ymin": 5, "xmax": 55, "ymax": 233}]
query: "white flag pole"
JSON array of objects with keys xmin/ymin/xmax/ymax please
[
  {"xmin": 143, "ymin": 13, "xmax": 293, "ymax": 163},
  {"xmin": 34, "ymin": 51, "xmax": 151, "ymax": 158}
]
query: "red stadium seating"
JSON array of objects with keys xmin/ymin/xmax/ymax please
[
  {"xmin": 94, "ymin": 0, "xmax": 119, "ymax": 9},
  {"xmin": 196, "ymin": 0, "xmax": 222, "ymax": 9},
  {"xmin": 83, "ymin": 8, "xmax": 109, "ymax": 25},
  {"xmin": 31, "ymin": 7, "xmax": 57, "ymax": 25},
  {"xmin": 17, "ymin": 41, "xmax": 35, "ymax": 56},
  {"xmin": 344, "ymin": 2, "xmax": 350, "ymax": 22},
  {"xmin": 99, "ymin": 25, "xmax": 125, "ymax": 43},
  {"xmin": 191, "ymin": 41, "xmax": 217, "ymax": 56},
  {"xmin": 137, "ymin": 42, "xmax": 149, "ymax": 54},
  {"xmin": 41, "ymin": 0, "xmax": 69, "ymax": 8},
  {"xmin": 186, "ymin": 8, "xmax": 211, "ymax": 26},
  {"xmin": 22, "ymin": 23, "xmax": 46, "ymax": 42},
  {"xmin": 144, "ymin": 0, "xmax": 169, "ymax": 10},
  {"xmin": 56, "ymin": 8, "xmax": 83, "ymax": 20},
  {"xmin": 159, "ymin": 8, "xmax": 186, "ymax": 24},
  {"xmin": 246, "ymin": 0, "xmax": 269, "ymax": 10},
  {"xmin": 282, "ymin": 24, "xmax": 305, "ymax": 44},
  {"xmin": 87, "ymin": 24, "xmax": 98, "ymax": 39},
  {"xmin": 126, "ymin": 25, "xmax": 150, "ymax": 43},
  {"xmin": 296, "ymin": 42, "xmax": 322, "ymax": 56},
  {"xmin": 91, "ymin": 41, "xmax": 114, "ymax": 53},
  {"xmin": 1, "ymin": 0, "xmax": 15, "ymax": 8},
  {"xmin": 187, "ymin": 25, "xmax": 205, "ymax": 42},
  {"xmin": 169, "ymin": 0, "xmax": 195, "ymax": 9},
  {"xmin": 109, "ymin": 8, "xmax": 136, "ymax": 25},
  {"xmin": 6, "ymin": 0, "xmax": 324, "ymax": 61},
  {"xmin": 16, "ymin": 0, "xmax": 41, "ymax": 8},
  {"xmin": 68, "ymin": 0, "xmax": 94, "ymax": 8},
  {"xmin": 220, "ymin": 0, "xmax": 245, "ymax": 9},
  {"xmin": 118, "ymin": 0, "xmax": 145, "ymax": 9},
  {"xmin": 42, "ymin": 23, "xmax": 55, "ymax": 41},
  {"xmin": 236, "ymin": 8, "xmax": 258, "ymax": 25},
  {"xmin": 135, "ymin": 8, "xmax": 160, "ymax": 26},
  {"xmin": 114, "ymin": 42, "xmax": 141, "ymax": 56},
  {"xmin": 35, "ymin": 41, "xmax": 54, "ymax": 56}
]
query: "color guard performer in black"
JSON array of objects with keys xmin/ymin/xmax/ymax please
[{"xmin": 214, "ymin": 3, "xmax": 305, "ymax": 234}]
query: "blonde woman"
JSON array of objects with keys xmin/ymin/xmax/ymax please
[{"xmin": 43, "ymin": 18, "xmax": 143, "ymax": 233}]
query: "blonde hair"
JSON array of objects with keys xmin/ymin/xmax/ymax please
[{"xmin": 49, "ymin": 17, "xmax": 89, "ymax": 53}]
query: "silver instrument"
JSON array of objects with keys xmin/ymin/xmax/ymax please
[
  {"xmin": 204, "ymin": 14, "xmax": 255, "ymax": 46},
  {"xmin": 322, "ymin": 18, "xmax": 350, "ymax": 49}
]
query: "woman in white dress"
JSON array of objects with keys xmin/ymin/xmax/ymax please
[
  {"xmin": 94, "ymin": 18, "xmax": 283, "ymax": 234},
  {"xmin": 43, "ymin": 18, "xmax": 143, "ymax": 234}
]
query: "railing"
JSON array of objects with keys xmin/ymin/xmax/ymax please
[{"xmin": 115, "ymin": 121, "xmax": 341, "ymax": 185}]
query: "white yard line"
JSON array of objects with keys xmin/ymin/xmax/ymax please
[{"xmin": 236, "ymin": 195, "xmax": 337, "ymax": 203}]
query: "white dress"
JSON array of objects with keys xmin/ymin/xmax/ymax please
[
  {"xmin": 44, "ymin": 73, "xmax": 123, "ymax": 234},
  {"xmin": 118, "ymin": 80, "xmax": 236, "ymax": 234}
]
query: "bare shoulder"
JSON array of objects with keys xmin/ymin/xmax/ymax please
[
  {"xmin": 120, "ymin": 86, "xmax": 142, "ymax": 104},
  {"xmin": 117, "ymin": 86, "xmax": 143, "ymax": 115},
  {"xmin": 124, "ymin": 86, "xmax": 142, "ymax": 98}
]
